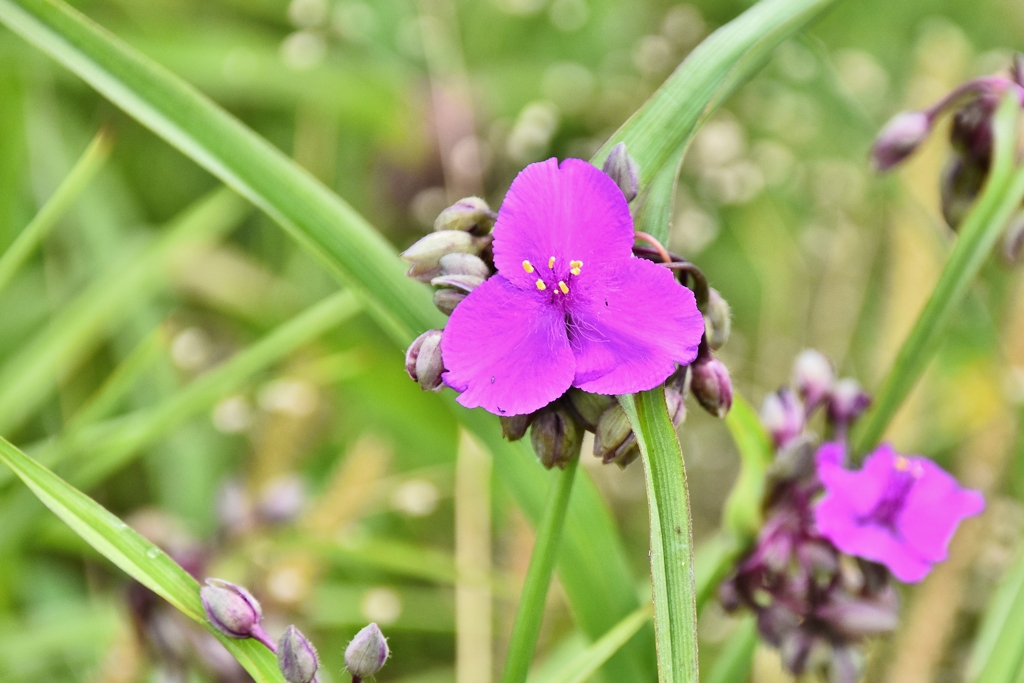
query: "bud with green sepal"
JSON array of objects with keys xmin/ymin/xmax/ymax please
[
  {"xmin": 500, "ymin": 413, "xmax": 534, "ymax": 441},
  {"xmin": 405, "ymin": 330, "xmax": 445, "ymax": 392},
  {"xmin": 345, "ymin": 623, "xmax": 389, "ymax": 683},
  {"xmin": 433, "ymin": 196, "xmax": 497, "ymax": 235},
  {"xmin": 530, "ymin": 405, "xmax": 583, "ymax": 469},
  {"xmin": 566, "ymin": 388, "xmax": 614, "ymax": 431},
  {"xmin": 704, "ymin": 288, "xmax": 731, "ymax": 351},
  {"xmin": 401, "ymin": 230, "xmax": 488, "ymax": 282}
]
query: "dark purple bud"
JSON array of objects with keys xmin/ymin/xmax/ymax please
[
  {"xmin": 601, "ymin": 142, "xmax": 639, "ymax": 202},
  {"xmin": 779, "ymin": 630, "xmax": 824, "ymax": 676},
  {"xmin": 278, "ymin": 625, "xmax": 319, "ymax": 683},
  {"xmin": 500, "ymin": 413, "xmax": 535, "ymax": 441},
  {"xmin": 951, "ymin": 94, "xmax": 998, "ymax": 164},
  {"xmin": 433, "ymin": 288, "xmax": 468, "ymax": 316},
  {"xmin": 530, "ymin": 407, "xmax": 583, "ymax": 469},
  {"xmin": 704, "ymin": 288, "xmax": 731, "ymax": 351},
  {"xmin": 345, "ymin": 623, "xmax": 389, "ymax": 681},
  {"xmin": 718, "ymin": 577, "xmax": 742, "ymax": 613},
  {"xmin": 871, "ymin": 111, "xmax": 932, "ymax": 171},
  {"xmin": 566, "ymin": 389, "xmax": 614, "ymax": 432},
  {"xmin": 691, "ymin": 357, "xmax": 733, "ymax": 418},
  {"xmin": 814, "ymin": 594, "xmax": 898, "ymax": 639},
  {"xmin": 756, "ymin": 602, "xmax": 800, "ymax": 648},
  {"xmin": 439, "ymin": 252, "xmax": 491, "ymax": 279},
  {"xmin": 940, "ymin": 155, "xmax": 987, "ymax": 229},
  {"xmin": 201, "ymin": 579, "xmax": 263, "ymax": 639},
  {"xmin": 405, "ymin": 330, "xmax": 445, "ymax": 392},
  {"xmin": 1003, "ymin": 211, "xmax": 1024, "ymax": 265},
  {"xmin": 792, "ymin": 349, "xmax": 834, "ymax": 412},
  {"xmin": 760, "ymin": 387, "xmax": 804, "ymax": 447},
  {"xmin": 401, "ymin": 231, "xmax": 482, "ymax": 282},
  {"xmin": 827, "ymin": 378, "xmax": 871, "ymax": 428},
  {"xmin": 593, "ymin": 402, "xmax": 638, "ymax": 467},
  {"xmin": 433, "ymin": 196, "xmax": 496, "ymax": 235}
]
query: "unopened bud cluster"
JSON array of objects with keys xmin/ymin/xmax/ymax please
[
  {"xmin": 200, "ymin": 578, "xmax": 369, "ymax": 683},
  {"xmin": 722, "ymin": 350, "xmax": 886, "ymax": 683},
  {"xmin": 400, "ymin": 197, "xmax": 496, "ymax": 316},
  {"xmin": 871, "ymin": 55, "xmax": 1024, "ymax": 242}
]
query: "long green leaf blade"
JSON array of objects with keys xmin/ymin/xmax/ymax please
[
  {"xmin": 0, "ymin": 436, "xmax": 284, "ymax": 682},
  {"xmin": 622, "ymin": 389, "xmax": 699, "ymax": 683}
]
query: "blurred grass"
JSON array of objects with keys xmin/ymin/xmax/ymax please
[{"xmin": 0, "ymin": 0, "xmax": 1021, "ymax": 682}]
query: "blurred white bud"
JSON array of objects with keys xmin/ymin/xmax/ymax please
[
  {"xmin": 258, "ymin": 379, "xmax": 319, "ymax": 417},
  {"xmin": 288, "ymin": 0, "xmax": 328, "ymax": 28},
  {"xmin": 171, "ymin": 327, "xmax": 212, "ymax": 371},
  {"xmin": 212, "ymin": 395, "xmax": 253, "ymax": 434},
  {"xmin": 391, "ymin": 479, "xmax": 440, "ymax": 517},
  {"xmin": 280, "ymin": 31, "xmax": 326, "ymax": 70},
  {"xmin": 361, "ymin": 587, "xmax": 402, "ymax": 625}
]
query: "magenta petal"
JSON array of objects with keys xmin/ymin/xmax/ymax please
[
  {"xmin": 897, "ymin": 460, "xmax": 984, "ymax": 562},
  {"xmin": 815, "ymin": 494, "xmax": 932, "ymax": 582},
  {"xmin": 492, "ymin": 158, "xmax": 635, "ymax": 289},
  {"xmin": 569, "ymin": 258, "xmax": 703, "ymax": 395},
  {"xmin": 440, "ymin": 275, "xmax": 575, "ymax": 416}
]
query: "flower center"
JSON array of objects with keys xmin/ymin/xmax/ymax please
[
  {"xmin": 522, "ymin": 257, "xmax": 584, "ymax": 295},
  {"xmin": 860, "ymin": 456, "xmax": 922, "ymax": 529}
]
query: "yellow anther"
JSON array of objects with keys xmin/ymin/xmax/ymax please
[
  {"xmin": 522, "ymin": 260, "xmax": 535, "ymax": 273},
  {"xmin": 570, "ymin": 259, "xmax": 583, "ymax": 276},
  {"xmin": 895, "ymin": 456, "xmax": 909, "ymax": 471},
  {"xmin": 548, "ymin": 256, "xmax": 556, "ymax": 269},
  {"xmin": 535, "ymin": 279, "xmax": 546, "ymax": 291},
  {"xmin": 558, "ymin": 281, "xmax": 569, "ymax": 294}
]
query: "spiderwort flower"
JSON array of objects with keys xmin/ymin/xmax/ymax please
[
  {"xmin": 200, "ymin": 578, "xmax": 276, "ymax": 651},
  {"xmin": 441, "ymin": 158, "xmax": 704, "ymax": 416},
  {"xmin": 815, "ymin": 443, "xmax": 984, "ymax": 583}
]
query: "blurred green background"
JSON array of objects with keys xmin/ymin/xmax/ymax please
[{"xmin": 0, "ymin": 0, "xmax": 1023, "ymax": 681}]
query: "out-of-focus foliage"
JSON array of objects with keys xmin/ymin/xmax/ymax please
[{"xmin": 0, "ymin": 0, "xmax": 1023, "ymax": 681}]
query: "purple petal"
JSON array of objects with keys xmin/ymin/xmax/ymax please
[
  {"xmin": 817, "ymin": 446, "xmax": 892, "ymax": 519},
  {"xmin": 440, "ymin": 275, "xmax": 575, "ymax": 416},
  {"xmin": 568, "ymin": 258, "xmax": 703, "ymax": 394},
  {"xmin": 492, "ymin": 158, "xmax": 635, "ymax": 290},
  {"xmin": 815, "ymin": 441, "xmax": 846, "ymax": 469},
  {"xmin": 897, "ymin": 459, "xmax": 984, "ymax": 562},
  {"xmin": 815, "ymin": 496, "xmax": 932, "ymax": 582}
]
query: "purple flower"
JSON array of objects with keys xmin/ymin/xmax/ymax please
[
  {"xmin": 440, "ymin": 158, "xmax": 704, "ymax": 416},
  {"xmin": 814, "ymin": 443, "xmax": 984, "ymax": 583}
]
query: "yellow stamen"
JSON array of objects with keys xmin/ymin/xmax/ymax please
[
  {"xmin": 895, "ymin": 456, "xmax": 909, "ymax": 471},
  {"xmin": 558, "ymin": 281, "xmax": 569, "ymax": 294},
  {"xmin": 535, "ymin": 279, "xmax": 546, "ymax": 291},
  {"xmin": 570, "ymin": 259, "xmax": 583, "ymax": 276},
  {"xmin": 522, "ymin": 260, "xmax": 535, "ymax": 273},
  {"xmin": 548, "ymin": 256, "xmax": 556, "ymax": 269}
]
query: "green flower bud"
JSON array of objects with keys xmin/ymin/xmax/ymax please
[
  {"xmin": 601, "ymin": 142, "xmax": 639, "ymax": 202},
  {"xmin": 433, "ymin": 197, "xmax": 496, "ymax": 235},
  {"xmin": 401, "ymin": 231, "xmax": 482, "ymax": 282},
  {"xmin": 439, "ymin": 252, "xmax": 491, "ymax": 279},
  {"xmin": 566, "ymin": 389, "xmax": 614, "ymax": 431},
  {"xmin": 433, "ymin": 288, "xmax": 468, "ymax": 316},
  {"xmin": 593, "ymin": 402, "xmax": 638, "ymax": 467},
  {"xmin": 500, "ymin": 413, "xmax": 534, "ymax": 441},
  {"xmin": 530, "ymin": 407, "xmax": 583, "ymax": 469},
  {"xmin": 703, "ymin": 288, "xmax": 731, "ymax": 351}
]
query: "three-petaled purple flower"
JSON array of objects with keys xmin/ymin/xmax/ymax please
[
  {"xmin": 814, "ymin": 442, "xmax": 984, "ymax": 583},
  {"xmin": 440, "ymin": 158, "xmax": 704, "ymax": 416}
]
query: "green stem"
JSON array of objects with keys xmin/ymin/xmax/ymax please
[
  {"xmin": 501, "ymin": 456, "xmax": 580, "ymax": 683},
  {"xmin": 622, "ymin": 389, "xmax": 699, "ymax": 683},
  {"xmin": 852, "ymin": 93, "xmax": 1024, "ymax": 455},
  {"xmin": 0, "ymin": 128, "xmax": 110, "ymax": 294}
]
